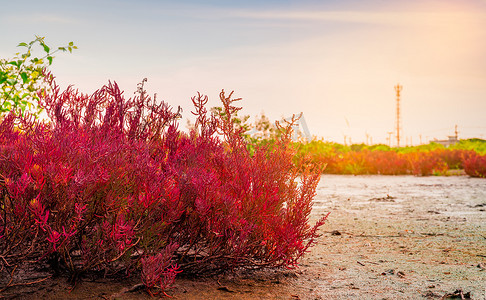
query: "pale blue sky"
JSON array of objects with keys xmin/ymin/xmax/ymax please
[{"xmin": 2, "ymin": 0, "xmax": 486, "ymax": 144}]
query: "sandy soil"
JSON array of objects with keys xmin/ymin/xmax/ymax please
[{"xmin": 2, "ymin": 175, "xmax": 485, "ymax": 299}]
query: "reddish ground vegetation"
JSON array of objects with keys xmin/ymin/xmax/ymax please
[
  {"xmin": 300, "ymin": 147, "xmax": 483, "ymax": 176},
  {"xmin": 463, "ymin": 151, "xmax": 486, "ymax": 177}
]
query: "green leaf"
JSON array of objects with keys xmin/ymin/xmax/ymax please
[
  {"xmin": 69, "ymin": 41, "xmax": 74, "ymax": 46},
  {"xmin": 18, "ymin": 42, "xmax": 28, "ymax": 47},
  {"xmin": 32, "ymin": 58, "xmax": 43, "ymax": 65},
  {"xmin": 47, "ymin": 56, "xmax": 53, "ymax": 65},
  {"xmin": 2, "ymin": 101, "xmax": 12, "ymax": 111},
  {"xmin": 42, "ymin": 43, "xmax": 50, "ymax": 53},
  {"xmin": 20, "ymin": 72, "xmax": 29, "ymax": 84}
]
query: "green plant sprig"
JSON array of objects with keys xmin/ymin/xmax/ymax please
[{"xmin": 0, "ymin": 35, "xmax": 77, "ymax": 115}]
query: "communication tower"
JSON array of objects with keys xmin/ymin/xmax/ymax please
[{"xmin": 394, "ymin": 84, "xmax": 402, "ymax": 147}]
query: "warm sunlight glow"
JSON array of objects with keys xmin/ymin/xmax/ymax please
[{"xmin": 1, "ymin": 0, "xmax": 485, "ymax": 145}]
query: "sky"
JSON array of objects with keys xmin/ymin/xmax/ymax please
[{"xmin": 1, "ymin": 0, "xmax": 485, "ymax": 145}]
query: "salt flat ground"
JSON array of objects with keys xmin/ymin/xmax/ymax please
[{"xmin": 298, "ymin": 175, "xmax": 486, "ymax": 299}]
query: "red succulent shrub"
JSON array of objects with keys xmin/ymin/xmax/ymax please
[
  {"xmin": 407, "ymin": 151, "xmax": 448, "ymax": 176},
  {"xmin": 463, "ymin": 152, "xmax": 486, "ymax": 178},
  {"xmin": 434, "ymin": 149, "xmax": 470, "ymax": 170},
  {"xmin": 366, "ymin": 150, "xmax": 409, "ymax": 175},
  {"xmin": 0, "ymin": 74, "xmax": 327, "ymax": 293}
]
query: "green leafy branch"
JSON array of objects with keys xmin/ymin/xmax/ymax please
[{"xmin": 0, "ymin": 35, "xmax": 77, "ymax": 115}]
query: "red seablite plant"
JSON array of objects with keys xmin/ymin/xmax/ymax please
[
  {"xmin": 141, "ymin": 243, "xmax": 181, "ymax": 295},
  {"xmin": 0, "ymin": 74, "xmax": 327, "ymax": 293},
  {"xmin": 298, "ymin": 145, "xmax": 481, "ymax": 176},
  {"xmin": 463, "ymin": 152, "xmax": 486, "ymax": 178},
  {"xmin": 407, "ymin": 151, "xmax": 448, "ymax": 176}
]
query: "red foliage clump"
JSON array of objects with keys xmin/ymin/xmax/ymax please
[
  {"xmin": 0, "ymin": 75, "xmax": 327, "ymax": 293},
  {"xmin": 463, "ymin": 152, "xmax": 486, "ymax": 178},
  {"xmin": 298, "ymin": 145, "xmax": 482, "ymax": 176},
  {"xmin": 364, "ymin": 150, "xmax": 409, "ymax": 175},
  {"xmin": 407, "ymin": 151, "xmax": 448, "ymax": 176}
]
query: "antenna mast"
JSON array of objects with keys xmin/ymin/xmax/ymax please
[{"xmin": 395, "ymin": 84, "xmax": 402, "ymax": 147}]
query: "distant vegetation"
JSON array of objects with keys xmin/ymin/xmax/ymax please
[
  {"xmin": 243, "ymin": 112, "xmax": 486, "ymax": 178},
  {"xmin": 292, "ymin": 139, "xmax": 486, "ymax": 177}
]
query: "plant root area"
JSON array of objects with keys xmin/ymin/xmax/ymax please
[{"xmin": 2, "ymin": 175, "xmax": 485, "ymax": 299}]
